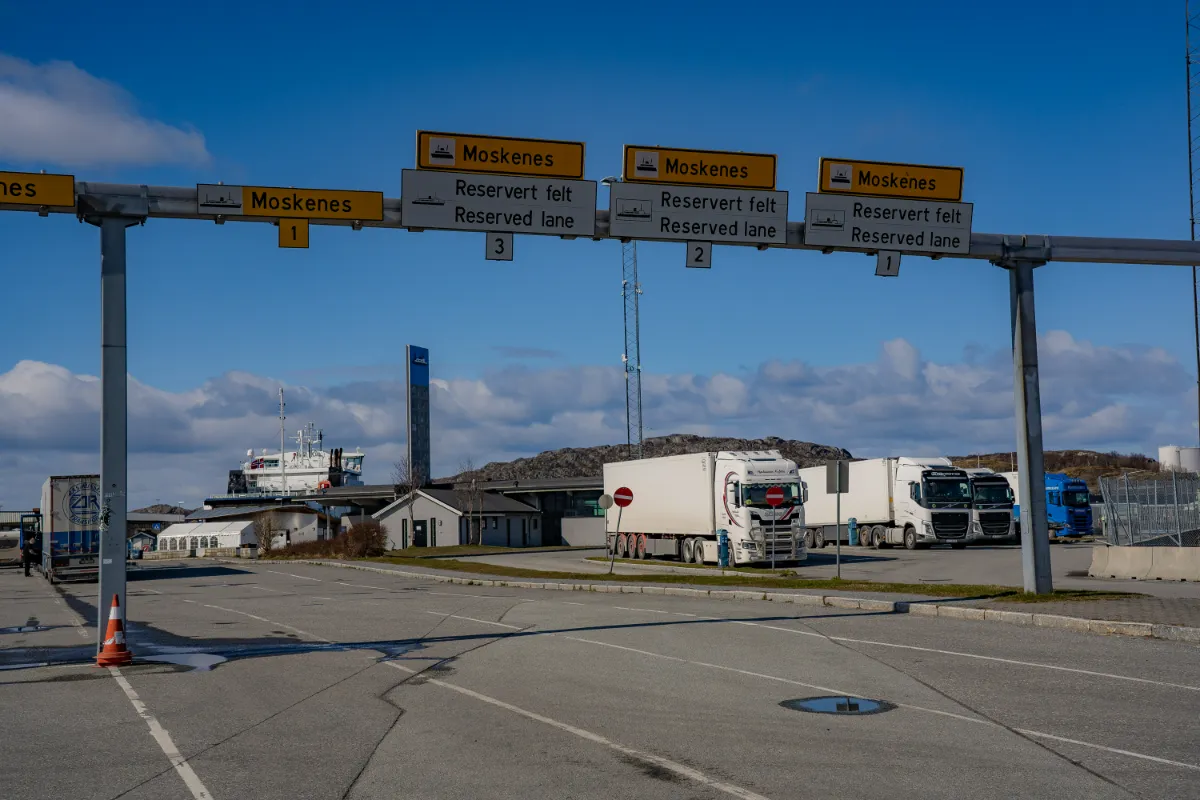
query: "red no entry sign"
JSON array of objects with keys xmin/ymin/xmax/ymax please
[
  {"xmin": 614, "ymin": 486, "xmax": 634, "ymax": 508},
  {"xmin": 765, "ymin": 486, "xmax": 785, "ymax": 507}
]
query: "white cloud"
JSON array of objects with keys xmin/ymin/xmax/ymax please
[
  {"xmin": 0, "ymin": 330, "xmax": 1191, "ymax": 509},
  {"xmin": 0, "ymin": 54, "xmax": 209, "ymax": 167}
]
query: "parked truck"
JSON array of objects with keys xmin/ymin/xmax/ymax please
[
  {"xmin": 798, "ymin": 457, "xmax": 972, "ymax": 550},
  {"xmin": 603, "ymin": 450, "xmax": 806, "ymax": 565},
  {"xmin": 40, "ymin": 475, "xmax": 102, "ymax": 583},
  {"xmin": 962, "ymin": 468, "xmax": 1016, "ymax": 543},
  {"xmin": 1001, "ymin": 471, "xmax": 1092, "ymax": 538}
]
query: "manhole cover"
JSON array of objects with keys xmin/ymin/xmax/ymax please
[{"xmin": 781, "ymin": 696, "xmax": 895, "ymax": 715}]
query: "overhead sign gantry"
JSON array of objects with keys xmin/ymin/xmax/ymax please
[{"xmin": 0, "ymin": 171, "xmax": 76, "ymax": 210}]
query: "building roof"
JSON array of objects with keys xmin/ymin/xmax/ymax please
[
  {"xmin": 455, "ymin": 476, "xmax": 603, "ymax": 493},
  {"xmin": 374, "ymin": 488, "xmax": 539, "ymax": 519},
  {"xmin": 187, "ymin": 504, "xmax": 333, "ymax": 522},
  {"xmin": 127, "ymin": 512, "xmax": 186, "ymax": 524},
  {"xmin": 159, "ymin": 520, "xmax": 255, "ymax": 539}
]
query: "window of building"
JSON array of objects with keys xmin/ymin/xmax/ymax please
[
  {"xmin": 190, "ymin": 537, "xmax": 198, "ymax": 549},
  {"xmin": 491, "ymin": 517, "xmax": 498, "ymax": 529},
  {"xmin": 532, "ymin": 518, "xmax": 539, "ymax": 530}
]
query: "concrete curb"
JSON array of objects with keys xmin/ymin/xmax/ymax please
[
  {"xmin": 581, "ymin": 557, "xmax": 796, "ymax": 579},
  {"xmin": 278, "ymin": 559, "xmax": 1200, "ymax": 645}
]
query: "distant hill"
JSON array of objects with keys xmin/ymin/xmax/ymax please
[
  {"xmin": 450, "ymin": 434, "xmax": 852, "ymax": 483},
  {"xmin": 950, "ymin": 450, "xmax": 1159, "ymax": 492},
  {"xmin": 131, "ymin": 504, "xmax": 194, "ymax": 516}
]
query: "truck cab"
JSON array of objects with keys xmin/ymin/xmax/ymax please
[
  {"xmin": 1002, "ymin": 471, "xmax": 1092, "ymax": 538},
  {"xmin": 895, "ymin": 459, "xmax": 972, "ymax": 548},
  {"xmin": 1044, "ymin": 473, "xmax": 1092, "ymax": 536},
  {"xmin": 963, "ymin": 468, "xmax": 1015, "ymax": 543},
  {"xmin": 717, "ymin": 451, "xmax": 805, "ymax": 564}
]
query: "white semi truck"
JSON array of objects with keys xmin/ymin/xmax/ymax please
[
  {"xmin": 797, "ymin": 457, "xmax": 973, "ymax": 550},
  {"xmin": 963, "ymin": 467, "xmax": 1016, "ymax": 543},
  {"xmin": 603, "ymin": 450, "xmax": 806, "ymax": 565}
]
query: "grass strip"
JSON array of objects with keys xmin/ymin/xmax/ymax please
[{"xmin": 298, "ymin": 554, "xmax": 1140, "ymax": 602}]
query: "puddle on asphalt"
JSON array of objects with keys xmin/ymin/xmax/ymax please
[
  {"xmin": 781, "ymin": 696, "xmax": 896, "ymax": 715},
  {"xmin": 141, "ymin": 653, "xmax": 228, "ymax": 671}
]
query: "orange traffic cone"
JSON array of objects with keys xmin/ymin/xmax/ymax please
[{"xmin": 96, "ymin": 594, "xmax": 133, "ymax": 667}]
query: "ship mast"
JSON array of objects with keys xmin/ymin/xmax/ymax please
[{"xmin": 279, "ymin": 388, "xmax": 287, "ymax": 495}]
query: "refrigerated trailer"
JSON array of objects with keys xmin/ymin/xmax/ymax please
[
  {"xmin": 40, "ymin": 475, "xmax": 102, "ymax": 583},
  {"xmin": 797, "ymin": 457, "xmax": 973, "ymax": 550},
  {"xmin": 603, "ymin": 451, "xmax": 806, "ymax": 565}
]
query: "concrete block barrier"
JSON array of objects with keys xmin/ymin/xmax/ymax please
[{"xmin": 1089, "ymin": 545, "xmax": 1200, "ymax": 581}]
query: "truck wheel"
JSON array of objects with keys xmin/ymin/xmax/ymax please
[
  {"xmin": 803, "ymin": 530, "xmax": 814, "ymax": 550},
  {"xmin": 682, "ymin": 538, "xmax": 695, "ymax": 563},
  {"xmin": 616, "ymin": 534, "xmax": 628, "ymax": 559},
  {"xmin": 904, "ymin": 527, "xmax": 917, "ymax": 550},
  {"xmin": 814, "ymin": 531, "xmax": 825, "ymax": 549},
  {"xmin": 635, "ymin": 534, "xmax": 647, "ymax": 560},
  {"xmin": 693, "ymin": 538, "xmax": 707, "ymax": 564},
  {"xmin": 874, "ymin": 526, "xmax": 892, "ymax": 549}
]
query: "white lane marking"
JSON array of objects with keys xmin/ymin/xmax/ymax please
[
  {"xmin": 337, "ymin": 581, "xmax": 394, "ymax": 591},
  {"xmin": 426, "ymin": 590, "xmax": 536, "ymax": 601},
  {"xmin": 246, "ymin": 584, "xmax": 285, "ymax": 593},
  {"xmin": 136, "ymin": 587, "xmax": 163, "ymax": 595},
  {"xmin": 562, "ymin": 602, "xmax": 585, "ymax": 606},
  {"xmin": 311, "ymin": 596, "xmax": 335, "ymax": 601},
  {"xmin": 607, "ymin": 604, "xmax": 1200, "ymax": 692},
  {"xmin": 181, "ymin": 599, "xmax": 331, "ymax": 643},
  {"xmin": 424, "ymin": 611, "xmax": 522, "ymax": 630},
  {"xmin": 263, "ymin": 570, "xmax": 321, "ymax": 582},
  {"xmin": 109, "ymin": 667, "xmax": 214, "ymax": 800},
  {"xmin": 49, "ymin": 591, "xmax": 90, "ymax": 639},
  {"xmin": 564, "ymin": 635, "xmax": 1200, "ymax": 772},
  {"xmin": 383, "ymin": 660, "xmax": 771, "ymax": 800},
  {"xmin": 1016, "ymin": 729, "xmax": 1200, "ymax": 772}
]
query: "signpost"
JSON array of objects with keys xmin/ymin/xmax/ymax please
[
  {"xmin": 766, "ymin": 485, "xmax": 784, "ymax": 569},
  {"xmin": 803, "ymin": 192, "xmax": 972, "ymax": 256},
  {"xmin": 623, "ymin": 145, "xmax": 776, "ymax": 190},
  {"xmin": 0, "ymin": 171, "xmax": 76, "ymax": 209},
  {"xmin": 817, "ymin": 157, "xmax": 963, "ymax": 202},
  {"xmin": 197, "ymin": 184, "xmax": 384, "ymax": 221},
  {"xmin": 609, "ymin": 182, "xmax": 787, "ymax": 245},
  {"xmin": 401, "ymin": 169, "xmax": 597, "ymax": 238},
  {"xmin": 826, "ymin": 460, "xmax": 849, "ymax": 579},
  {"xmin": 417, "ymin": 131, "xmax": 586, "ymax": 180}
]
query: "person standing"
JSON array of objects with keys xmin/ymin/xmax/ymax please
[{"xmin": 22, "ymin": 535, "xmax": 40, "ymax": 577}]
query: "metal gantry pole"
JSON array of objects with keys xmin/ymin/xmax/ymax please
[
  {"xmin": 1006, "ymin": 259, "xmax": 1053, "ymax": 593},
  {"xmin": 98, "ymin": 216, "xmax": 130, "ymax": 647}
]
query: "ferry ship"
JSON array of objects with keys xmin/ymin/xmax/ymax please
[{"xmin": 225, "ymin": 391, "xmax": 365, "ymax": 496}]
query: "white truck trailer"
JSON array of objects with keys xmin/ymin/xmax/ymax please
[
  {"xmin": 797, "ymin": 457, "xmax": 972, "ymax": 550},
  {"xmin": 603, "ymin": 450, "xmax": 806, "ymax": 565},
  {"xmin": 40, "ymin": 475, "xmax": 102, "ymax": 582}
]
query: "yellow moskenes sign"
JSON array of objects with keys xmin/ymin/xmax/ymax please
[
  {"xmin": 622, "ymin": 146, "xmax": 776, "ymax": 190},
  {"xmin": 241, "ymin": 186, "xmax": 384, "ymax": 221},
  {"xmin": 0, "ymin": 172, "xmax": 75, "ymax": 207},
  {"xmin": 818, "ymin": 158, "xmax": 963, "ymax": 202},
  {"xmin": 417, "ymin": 131, "xmax": 585, "ymax": 179}
]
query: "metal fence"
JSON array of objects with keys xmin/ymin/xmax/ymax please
[{"xmin": 1099, "ymin": 473, "xmax": 1200, "ymax": 547}]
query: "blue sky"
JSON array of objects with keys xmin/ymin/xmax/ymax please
[{"xmin": 0, "ymin": 1, "xmax": 1193, "ymax": 506}]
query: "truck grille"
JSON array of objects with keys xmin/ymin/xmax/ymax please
[
  {"xmin": 979, "ymin": 511, "xmax": 1011, "ymax": 535},
  {"xmin": 932, "ymin": 512, "xmax": 969, "ymax": 538}
]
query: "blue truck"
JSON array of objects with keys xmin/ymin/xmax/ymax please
[{"xmin": 1002, "ymin": 471, "xmax": 1092, "ymax": 538}]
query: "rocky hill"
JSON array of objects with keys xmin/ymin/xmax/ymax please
[
  {"xmin": 131, "ymin": 504, "xmax": 194, "ymax": 516},
  {"xmin": 450, "ymin": 434, "xmax": 852, "ymax": 482},
  {"xmin": 949, "ymin": 450, "xmax": 1158, "ymax": 492}
]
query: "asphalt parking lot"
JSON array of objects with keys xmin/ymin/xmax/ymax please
[{"xmin": 1, "ymin": 560, "xmax": 1198, "ymax": 799}]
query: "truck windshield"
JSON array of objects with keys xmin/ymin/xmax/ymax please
[
  {"xmin": 924, "ymin": 479, "xmax": 971, "ymax": 507},
  {"xmin": 972, "ymin": 484, "xmax": 1013, "ymax": 505},
  {"xmin": 742, "ymin": 484, "xmax": 800, "ymax": 507},
  {"xmin": 1063, "ymin": 490, "xmax": 1090, "ymax": 507}
]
